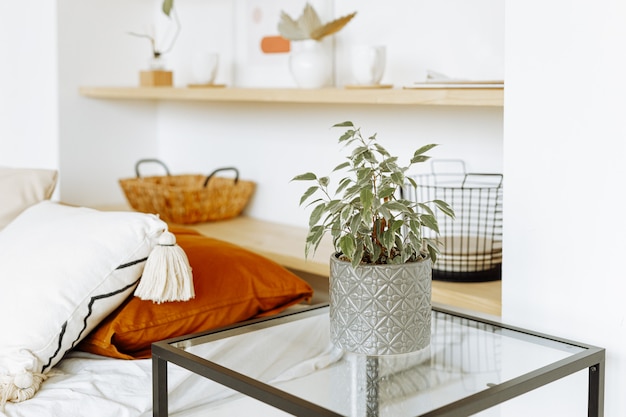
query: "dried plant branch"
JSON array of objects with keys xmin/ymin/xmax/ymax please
[
  {"xmin": 278, "ymin": 2, "xmax": 356, "ymax": 41},
  {"xmin": 128, "ymin": 5, "xmax": 181, "ymax": 58},
  {"xmin": 310, "ymin": 12, "xmax": 357, "ymax": 41}
]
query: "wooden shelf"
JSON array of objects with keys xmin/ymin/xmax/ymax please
[
  {"xmin": 183, "ymin": 216, "xmax": 501, "ymax": 318},
  {"xmin": 79, "ymin": 86, "xmax": 504, "ymax": 107}
]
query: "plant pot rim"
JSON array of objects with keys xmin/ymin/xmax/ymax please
[{"xmin": 330, "ymin": 251, "xmax": 431, "ymax": 267}]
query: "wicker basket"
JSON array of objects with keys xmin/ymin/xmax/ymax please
[{"xmin": 119, "ymin": 159, "xmax": 255, "ymax": 224}]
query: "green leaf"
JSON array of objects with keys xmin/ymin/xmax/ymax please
[
  {"xmin": 292, "ymin": 172, "xmax": 317, "ymax": 181},
  {"xmin": 425, "ymin": 239, "xmax": 441, "ymax": 264},
  {"xmin": 333, "ymin": 161, "xmax": 351, "ymax": 172},
  {"xmin": 299, "ymin": 186, "xmax": 319, "ymax": 205},
  {"xmin": 304, "ymin": 225, "xmax": 324, "ymax": 258},
  {"xmin": 344, "ymin": 184, "xmax": 361, "ymax": 200},
  {"xmin": 378, "ymin": 205, "xmax": 392, "ymax": 220},
  {"xmin": 338, "ymin": 131, "xmax": 354, "ymax": 143},
  {"xmin": 381, "ymin": 230, "xmax": 394, "ymax": 252},
  {"xmin": 336, "ymin": 177, "xmax": 352, "ymax": 195},
  {"xmin": 412, "ymin": 143, "xmax": 438, "ymax": 157},
  {"xmin": 349, "ymin": 212, "xmax": 362, "ymax": 234},
  {"xmin": 383, "ymin": 200, "xmax": 410, "ymax": 213},
  {"xmin": 408, "ymin": 219, "xmax": 421, "ymax": 237},
  {"xmin": 162, "ymin": 0, "xmax": 174, "ymax": 17},
  {"xmin": 360, "ymin": 187, "xmax": 373, "ymax": 214},
  {"xmin": 340, "ymin": 204, "xmax": 353, "ymax": 225},
  {"xmin": 374, "ymin": 143, "xmax": 390, "ymax": 157},
  {"xmin": 352, "ymin": 145, "xmax": 369, "ymax": 160},
  {"xmin": 372, "ymin": 244, "xmax": 381, "ymax": 263},
  {"xmin": 351, "ymin": 244, "xmax": 364, "ymax": 268},
  {"xmin": 380, "ymin": 156, "xmax": 398, "ymax": 172},
  {"xmin": 378, "ymin": 186, "xmax": 396, "ymax": 199},
  {"xmin": 318, "ymin": 176, "xmax": 330, "ymax": 187},
  {"xmin": 417, "ymin": 202, "xmax": 435, "ymax": 216},
  {"xmin": 326, "ymin": 199, "xmax": 343, "ymax": 213},
  {"xmin": 390, "ymin": 171, "xmax": 404, "ymax": 185},
  {"xmin": 410, "ymin": 144, "xmax": 438, "ymax": 164},
  {"xmin": 339, "ymin": 234, "xmax": 356, "ymax": 260},
  {"xmin": 309, "ymin": 202, "xmax": 326, "ymax": 227},
  {"xmin": 362, "ymin": 149, "xmax": 378, "ymax": 164},
  {"xmin": 388, "ymin": 218, "xmax": 404, "ymax": 233},
  {"xmin": 433, "ymin": 199, "xmax": 456, "ymax": 219},
  {"xmin": 410, "ymin": 155, "xmax": 431, "ymax": 164},
  {"xmin": 333, "ymin": 121, "xmax": 354, "ymax": 128},
  {"xmin": 303, "ymin": 197, "xmax": 323, "ymax": 209},
  {"xmin": 420, "ymin": 214, "xmax": 440, "ymax": 233}
]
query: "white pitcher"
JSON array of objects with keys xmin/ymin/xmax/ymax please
[{"xmin": 351, "ymin": 45, "xmax": 386, "ymax": 85}]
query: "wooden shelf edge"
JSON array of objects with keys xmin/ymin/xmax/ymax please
[{"xmin": 79, "ymin": 86, "xmax": 504, "ymax": 107}]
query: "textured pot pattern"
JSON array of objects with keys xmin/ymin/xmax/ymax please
[{"xmin": 329, "ymin": 255, "xmax": 432, "ymax": 355}]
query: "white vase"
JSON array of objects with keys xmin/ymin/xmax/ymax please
[
  {"xmin": 191, "ymin": 52, "xmax": 219, "ymax": 85},
  {"xmin": 289, "ymin": 40, "xmax": 332, "ymax": 89},
  {"xmin": 148, "ymin": 55, "xmax": 168, "ymax": 71},
  {"xmin": 351, "ymin": 45, "xmax": 386, "ymax": 85}
]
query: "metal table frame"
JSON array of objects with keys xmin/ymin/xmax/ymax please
[{"xmin": 152, "ymin": 303, "xmax": 605, "ymax": 417}]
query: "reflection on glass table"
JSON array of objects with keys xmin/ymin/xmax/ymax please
[{"xmin": 152, "ymin": 304, "xmax": 604, "ymax": 417}]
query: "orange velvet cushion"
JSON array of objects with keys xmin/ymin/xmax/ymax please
[{"xmin": 78, "ymin": 227, "xmax": 313, "ymax": 359}]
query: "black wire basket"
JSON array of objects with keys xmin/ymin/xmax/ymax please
[{"xmin": 403, "ymin": 160, "xmax": 503, "ymax": 282}]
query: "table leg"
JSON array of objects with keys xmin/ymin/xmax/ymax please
[
  {"xmin": 153, "ymin": 355, "xmax": 168, "ymax": 417},
  {"xmin": 588, "ymin": 363, "xmax": 604, "ymax": 417}
]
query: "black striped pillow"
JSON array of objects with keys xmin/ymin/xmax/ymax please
[{"xmin": 0, "ymin": 202, "xmax": 166, "ymax": 405}]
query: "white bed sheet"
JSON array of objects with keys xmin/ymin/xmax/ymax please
[{"xmin": 1, "ymin": 314, "xmax": 339, "ymax": 417}]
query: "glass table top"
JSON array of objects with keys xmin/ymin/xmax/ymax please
[{"xmin": 157, "ymin": 304, "xmax": 603, "ymax": 417}]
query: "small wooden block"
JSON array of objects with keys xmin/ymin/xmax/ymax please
[{"xmin": 140, "ymin": 70, "xmax": 173, "ymax": 87}]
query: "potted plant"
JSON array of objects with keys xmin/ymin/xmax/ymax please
[
  {"xmin": 292, "ymin": 121, "xmax": 454, "ymax": 354},
  {"xmin": 277, "ymin": 3, "xmax": 357, "ymax": 88},
  {"xmin": 129, "ymin": 0, "xmax": 180, "ymax": 86}
]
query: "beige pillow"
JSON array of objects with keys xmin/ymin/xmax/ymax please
[{"xmin": 0, "ymin": 167, "xmax": 58, "ymax": 230}]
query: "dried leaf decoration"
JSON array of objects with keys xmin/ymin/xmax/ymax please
[
  {"xmin": 311, "ymin": 12, "xmax": 357, "ymax": 41},
  {"xmin": 278, "ymin": 12, "xmax": 309, "ymax": 41},
  {"xmin": 298, "ymin": 3, "xmax": 323, "ymax": 37},
  {"xmin": 278, "ymin": 3, "xmax": 356, "ymax": 41}
]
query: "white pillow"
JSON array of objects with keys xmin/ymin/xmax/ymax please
[
  {"xmin": 0, "ymin": 167, "xmax": 58, "ymax": 230},
  {"xmin": 0, "ymin": 201, "xmax": 167, "ymax": 405}
]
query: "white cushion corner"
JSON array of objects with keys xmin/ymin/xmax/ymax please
[
  {"xmin": 0, "ymin": 201, "xmax": 167, "ymax": 404},
  {"xmin": 0, "ymin": 167, "xmax": 59, "ymax": 230}
]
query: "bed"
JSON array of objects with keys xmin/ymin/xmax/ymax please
[{"xmin": 0, "ymin": 167, "xmax": 328, "ymax": 416}]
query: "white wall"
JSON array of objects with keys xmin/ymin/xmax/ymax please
[
  {"xmin": 47, "ymin": 0, "xmax": 505, "ymax": 218},
  {"xmin": 56, "ymin": 0, "xmax": 163, "ymax": 206},
  {"xmin": 503, "ymin": 0, "xmax": 626, "ymax": 415},
  {"xmin": 157, "ymin": 102, "xmax": 503, "ymax": 227},
  {"xmin": 0, "ymin": 1, "xmax": 58, "ymax": 171}
]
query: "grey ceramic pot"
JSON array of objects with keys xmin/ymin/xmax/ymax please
[{"xmin": 329, "ymin": 254, "xmax": 432, "ymax": 355}]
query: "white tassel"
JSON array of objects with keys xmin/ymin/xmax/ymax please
[
  {"xmin": 0, "ymin": 371, "xmax": 48, "ymax": 410},
  {"xmin": 134, "ymin": 230, "xmax": 194, "ymax": 303}
]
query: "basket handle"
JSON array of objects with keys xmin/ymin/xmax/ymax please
[
  {"xmin": 135, "ymin": 159, "xmax": 171, "ymax": 178},
  {"xmin": 203, "ymin": 167, "xmax": 239, "ymax": 187}
]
